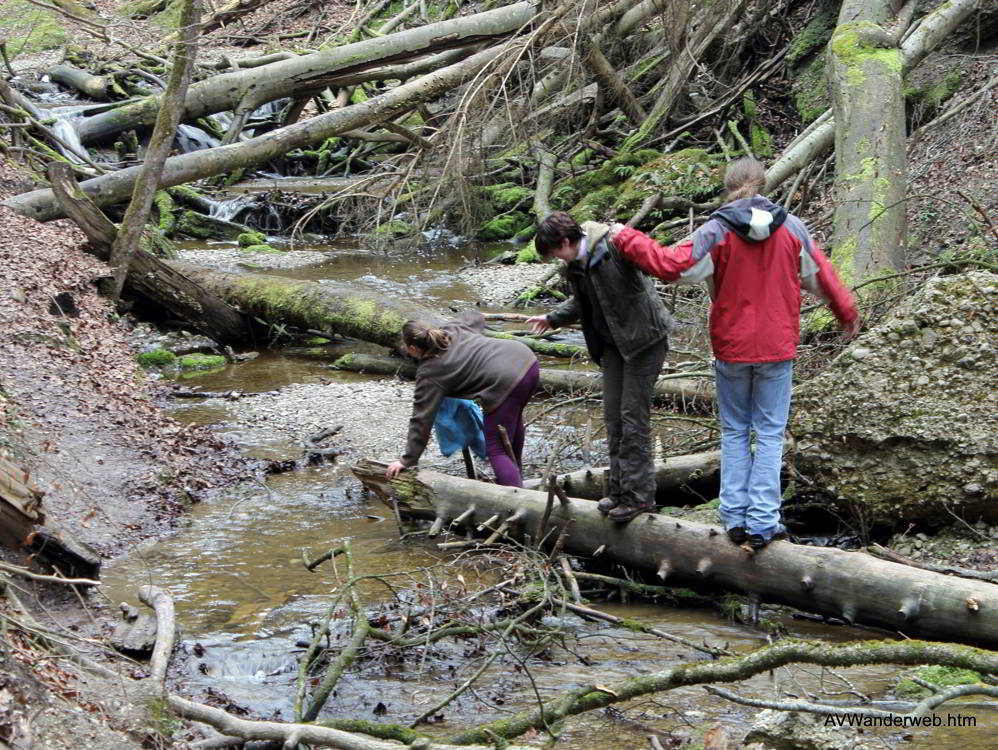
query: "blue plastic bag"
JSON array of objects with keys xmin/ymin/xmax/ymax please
[{"xmin": 434, "ymin": 398, "xmax": 486, "ymax": 459}]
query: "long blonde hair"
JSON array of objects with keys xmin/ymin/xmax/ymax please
[
  {"xmin": 402, "ymin": 320, "xmax": 451, "ymax": 356},
  {"xmin": 724, "ymin": 157, "xmax": 767, "ymax": 202}
]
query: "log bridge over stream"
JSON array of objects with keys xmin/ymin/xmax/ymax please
[{"xmin": 353, "ymin": 460, "xmax": 998, "ymax": 649}]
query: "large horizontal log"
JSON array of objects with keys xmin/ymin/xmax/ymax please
[
  {"xmin": 351, "ymin": 460, "xmax": 998, "ymax": 649},
  {"xmin": 73, "ymin": 1, "xmax": 538, "ymax": 145},
  {"xmin": 170, "ymin": 264, "xmax": 444, "ymax": 349},
  {"xmin": 332, "ymin": 351, "xmax": 714, "ymax": 406},
  {"xmin": 3, "ymin": 47, "xmax": 511, "ymax": 222}
]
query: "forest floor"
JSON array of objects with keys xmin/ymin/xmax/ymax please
[{"xmin": 0, "ymin": 2, "xmax": 995, "ymax": 749}]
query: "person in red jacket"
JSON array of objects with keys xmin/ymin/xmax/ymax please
[{"xmin": 610, "ymin": 157, "xmax": 859, "ymax": 550}]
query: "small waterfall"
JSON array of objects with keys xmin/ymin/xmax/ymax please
[
  {"xmin": 207, "ymin": 194, "xmax": 257, "ymax": 223},
  {"xmin": 46, "ymin": 109, "xmax": 90, "ymax": 164},
  {"xmin": 175, "ymin": 123, "xmax": 220, "ymax": 153}
]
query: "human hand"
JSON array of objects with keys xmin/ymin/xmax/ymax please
[
  {"xmin": 385, "ymin": 460, "xmax": 407, "ymax": 479},
  {"xmin": 525, "ymin": 315, "xmax": 551, "ymax": 335},
  {"xmin": 608, "ymin": 222, "xmax": 627, "ymax": 241}
]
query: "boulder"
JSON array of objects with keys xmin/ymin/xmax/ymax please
[{"xmin": 793, "ymin": 271, "xmax": 997, "ymax": 523}]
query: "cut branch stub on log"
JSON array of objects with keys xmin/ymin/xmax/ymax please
[
  {"xmin": 351, "ymin": 460, "xmax": 998, "ymax": 649},
  {"xmin": 522, "ymin": 449, "xmax": 721, "ymax": 501}
]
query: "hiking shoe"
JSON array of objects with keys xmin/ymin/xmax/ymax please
[
  {"xmin": 596, "ymin": 497, "xmax": 619, "ymax": 514},
  {"xmin": 746, "ymin": 530, "xmax": 788, "ymax": 551},
  {"xmin": 726, "ymin": 526, "xmax": 747, "ymax": 545},
  {"xmin": 607, "ymin": 502, "xmax": 655, "ymax": 523}
]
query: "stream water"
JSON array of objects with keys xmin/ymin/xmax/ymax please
[{"xmin": 102, "ymin": 239, "xmax": 996, "ymax": 749}]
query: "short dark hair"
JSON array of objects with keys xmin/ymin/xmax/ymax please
[{"xmin": 535, "ymin": 211, "xmax": 584, "ymax": 256}]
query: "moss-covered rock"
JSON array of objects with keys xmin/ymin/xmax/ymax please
[
  {"xmin": 237, "ymin": 231, "xmax": 267, "ymax": 248},
  {"xmin": 793, "ymin": 271, "xmax": 998, "ymax": 523},
  {"xmin": 136, "ymin": 349, "xmax": 177, "ymax": 369},
  {"xmin": 608, "ymin": 149, "xmax": 723, "ymax": 221},
  {"xmin": 477, "ymin": 211, "xmax": 532, "ymax": 241},
  {"xmin": 177, "ymin": 353, "xmax": 227, "ymax": 371},
  {"xmin": 175, "ymin": 210, "xmax": 251, "ymax": 241},
  {"xmin": 241, "ymin": 243, "xmax": 281, "ymax": 254},
  {"xmin": 480, "ymin": 182, "xmax": 532, "ymax": 211},
  {"xmin": 792, "ymin": 54, "xmax": 831, "ymax": 123},
  {"xmin": 373, "ymin": 220, "xmax": 415, "ymax": 239}
]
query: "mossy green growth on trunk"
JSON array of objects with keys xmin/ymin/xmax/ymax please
[{"xmin": 895, "ymin": 665, "xmax": 982, "ymax": 698}]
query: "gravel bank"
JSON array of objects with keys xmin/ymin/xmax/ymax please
[
  {"xmin": 457, "ymin": 260, "xmax": 559, "ymax": 306},
  {"xmin": 178, "ymin": 246, "xmax": 332, "ymax": 272}
]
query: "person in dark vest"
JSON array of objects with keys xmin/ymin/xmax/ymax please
[
  {"xmin": 385, "ymin": 310, "xmax": 539, "ymax": 487},
  {"xmin": 609, "ymin": 157, "xmax": 859, "ymax": 549},
  {"xmin": 525, "ymin": 212, "xmax": 672, "ymax": 522}
]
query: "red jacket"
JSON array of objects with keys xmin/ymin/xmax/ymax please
[{"xmin": 614, "ymin": 196, "xmax": 857, "ymax": 362}]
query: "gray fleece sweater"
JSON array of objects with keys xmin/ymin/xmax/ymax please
[{"xmin": 401, "ymin": 310, "xmax": 536, "ymax": 466}]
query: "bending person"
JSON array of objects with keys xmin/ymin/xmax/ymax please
[
  {"xmin": 610, "ymin": 157, "xmax": 859, "ymax": 549},
  {"xmin": 385, "ymin": 310, "xmax": 539, "ymax": 487}
]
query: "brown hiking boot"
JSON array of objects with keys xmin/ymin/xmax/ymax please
[
  {"xmin": 596, "ymin": 497, "xmax": 619, "ymax": 514},
  {"xmin": 607, "ymin": 501, "xmax": 656, "ymax": 523}
]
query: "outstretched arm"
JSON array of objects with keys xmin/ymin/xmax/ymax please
[{"xmin": 610, "ymin": 224, "xmax": 699, "ymax": 282}]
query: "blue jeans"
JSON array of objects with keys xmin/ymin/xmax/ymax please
[{"xmin": 715, "ymin": 359, "xmax": 793, "ymax": 540}]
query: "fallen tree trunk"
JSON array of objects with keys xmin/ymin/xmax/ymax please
[
  {"xmin": 332, "ymin": 352, "xmax": 714, "ymax": 406},
  {"xmin": 47, "ymin": 164, "xmax": 249, "ymax": 344},
  {"xmin": 48, "ymin": 64, "xmax": 109, "ymax": 101},
  {"xmin": 170, "ymin": 264, "xmax": 444, "ymax": 349},
  {"xmin": 352, "ymin": 461, "xmax": 998, "ymax": 649},
  {"xmin": 73, "ymin": 1, "xmax": 538, "ymax": 145},
  {"xmin": 521, "ymin": 448, "xmax": 721, "ymax": 500},
  {"xmin": 3, "ymin": 46, "xmax": 514, "ymax": 222}
]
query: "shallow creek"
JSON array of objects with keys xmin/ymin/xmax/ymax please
[{"xmin": 103, "ymin": 240, "xmax": 995, "ymax": 749}]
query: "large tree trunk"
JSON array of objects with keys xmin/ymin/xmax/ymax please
[
  {"xmin": 72, "ymin": 2, "xmax": 538, "ymax": 145},
  {"xmin": 767, "ymin": 0, "xmax": 979, "ymax": 192},
  {"xmin": 826, "ymin": 0, "xmax": 907, "ymax": 283},
  {"xmin": 171, "ymin": 270, "xmax": 587, "ymax": 357},
  {"xmin": 47, "ymin": 164, "xmax": 249, "ymax": 344},
  {"xmin": 3, "ymin": 47, "xmax": 512, "ymax": 222},
  {"xmin": 171, "ymin": 264, "xmax": 444, "ymax": 349},
  {"xmin": 352, "ymin": 461, "xmax": 998, "ymax": 649},
  {"xmin": 108, "ymin": 0, "xmax": 201, "ymax": 300}
]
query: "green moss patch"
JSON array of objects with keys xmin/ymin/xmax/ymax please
[
  {"xmin": 177, "ymin": 353, "xmax": 227, "ymax": 371},
  {"xmin": 237, "ymin": 231, "xmax": 267, "ymax": 248},
  {"xmin": 373, "ymin": 220, "xmax": 415, "ymax": 239},
  {"xmin": 0, "ymin": 1, "xmax": 68, "ymax": 56},
  {"xmin": 481, "ymin": 182, "xmax": 532, "ymax": 211},
  {"xmin": 896, "ymin": 665, "xmax": 982, "ymax": 698},
  {"xmin": 477, "ymin": 211, "xmax": 532, "ymax": 241},
  {"xmin": 136, "ymin": 349, "xmax": 177, "ymax": 369}
]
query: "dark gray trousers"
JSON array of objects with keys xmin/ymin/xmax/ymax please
[{"xmin": 601, "ymin": 339, "xmax": 667, "ymax": 508}]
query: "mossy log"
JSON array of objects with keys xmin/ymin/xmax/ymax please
[
  {"xmin": 332, "ymin": 352, "xmax": 714, "ymax": 406},
  {"xmin": 169, "ymin": 264, "xmax": 444, "ymax": 349},
  {"xmin": 352, "ymin": 460, "xmax": 998, "ymax": 649},
  {"xmin": 47, "ymin": 64, "xmax": 109, "ymax": 100}
]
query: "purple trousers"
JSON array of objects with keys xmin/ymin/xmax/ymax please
[{"xmin": 484, "ymin": 361, "xmax": 539, "ymax": 487}]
